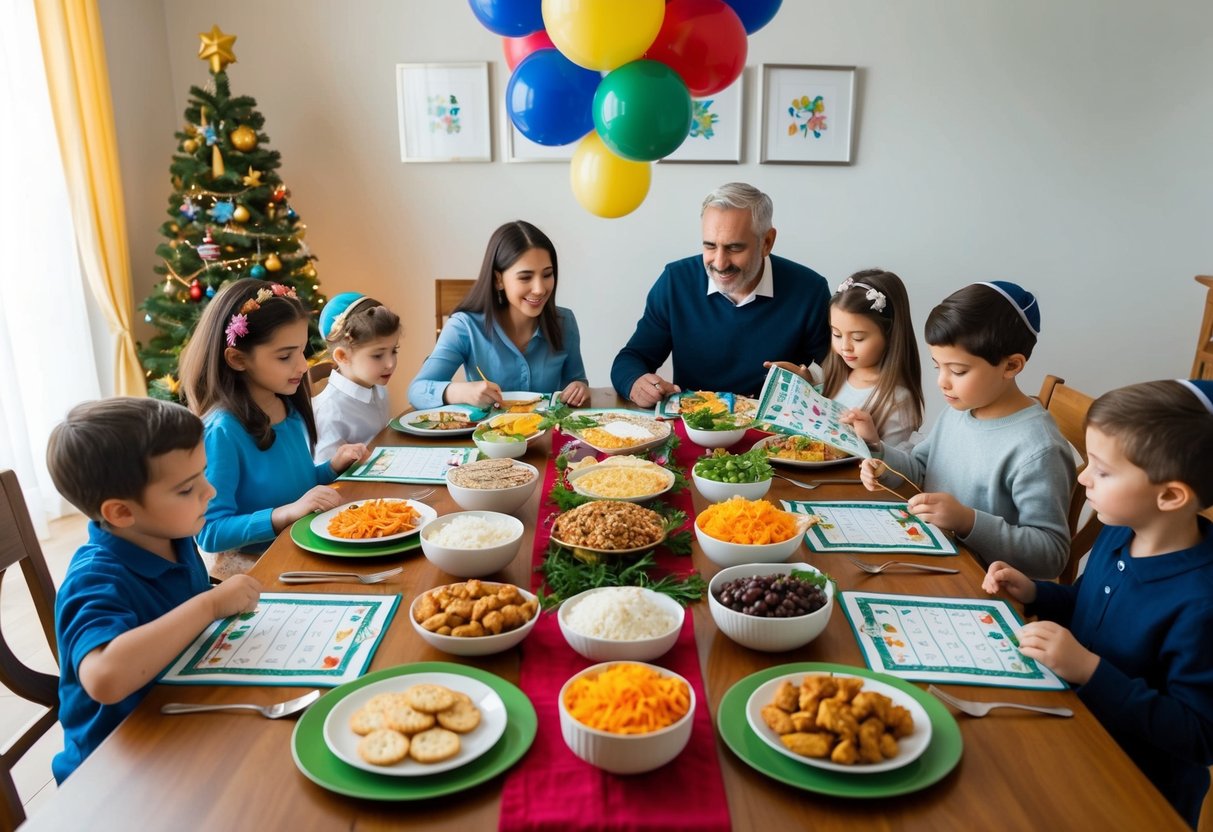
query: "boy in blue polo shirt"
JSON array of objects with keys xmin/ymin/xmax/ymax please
[
  {"xmin": 984, "ymin": 379, "xmax": 1213, "ymax": 827},
  {"xmin": 47, "ymin": 398, "xmax": 261, "ymax": 782}
]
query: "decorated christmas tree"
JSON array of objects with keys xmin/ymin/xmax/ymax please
[{"xmin": 139, "ymin": 25, "xmax": 326, "ymax": 399}]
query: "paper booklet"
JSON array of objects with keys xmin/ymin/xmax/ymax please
[
  {"xmin": 339, "ymin": 446, "xmax": 478, "ymax": 484},
  {"xmin": 753, "ymin": 366, "xmax": 870, "ymax": 459},
  {"xmin": 161, "ymin": 593, "xmax": 399, "ymax": 687},
  {"xmin": 840, "ymin": 591, "xmax": 1066, "ymax": 690},
  {"xmin": 783, "ymin": 500, "xmax": 958, "ymax": 555}
]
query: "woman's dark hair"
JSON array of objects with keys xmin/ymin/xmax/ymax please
[
  {"xmin": 326, "ymin": 297, "xmax": 401, "ymax": 348},
  {"xmin": 456, "ymin": 220, "xmax": 563, "ymax": 351},
  {"xmin": 925, "ymin": 284, "xmax": 1037, "ymax": 363},
  {"xmin": 821, "ymin": 269, "xmax": 924, "ymax": 435},
  {"xmin": 179, "ymin": 277, "xmax": 317, "ymax": 450}
]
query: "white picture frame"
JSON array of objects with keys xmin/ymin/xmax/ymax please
[
  {"xmin": 759, "ymin": 64, "xmax": 856, "ymax": 165},
  {"xmin": 501, "ymin": 100, "xmax": 579, "ymax": 163},
  {"xmin": 396, "ymin": 62, "xmax": 492, "ymax": 163},
  {"xmin": 661, "ymin": 74, "xmax": 744, "ymax": 164}
]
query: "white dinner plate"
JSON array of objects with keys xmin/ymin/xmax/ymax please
[
  {"xmin": 310, "ymin": 498, "xmax": 437, "ymax": 544},
  {"xmin": 751, "ymin": 435, "xmax": 859, "ymax": 469},
  {"xmin": 568, "ymin": 413, "xmax": 672, "ymax": 457},
  {"xmin": 323, "ymin": 672, "xmax": 508, "ymax": 777},
  {"xmin": 396, "ymin": 408, "xmax": 481, "ymax": 437},
  {"xmin": 745, "ymin": 671, "xmax": 932, "ymax": 774}
]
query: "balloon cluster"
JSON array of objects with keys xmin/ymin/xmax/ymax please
[{"xmin": 470, "ymin": 0, "xmax": 782, "ymax": 218}]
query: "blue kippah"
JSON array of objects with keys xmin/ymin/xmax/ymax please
[
  {"xmin": 978, "ymin": 281, "xmax": 1040, "ymax": 335},
  {"xmin": 1177, "ymin": 379, "xmax": 1213, "ymax": 414},
  {"xmin": 319, "ymin": 292, "xmax": 370, "ymax": 340}
]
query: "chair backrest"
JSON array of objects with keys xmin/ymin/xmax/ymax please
[
  {"xmin": 1191, "ymin": 275, "xmax": 1213, "ymax": 380},
  {"xmin": 307, "ymin": 360, "xmax": 336, "ymax": 395},
  {"xmin": 435, "ymin": 279, "xmax": 476, "ymax": 341},
  {"xmin": 1037, "ymin": 375, "xmax": 1102, "ymax": 584},
  {"xmin": 0, "ymin": 469, "xmax": 60, "ymax": 829}
]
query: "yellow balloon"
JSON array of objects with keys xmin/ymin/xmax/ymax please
[
  {"xmin": 542, "ymin": 0, "xmax": 665, "ymax": 71},
  {"xmin": 569, "ymin": 132, "xmax": 651, "ymax": 218}
]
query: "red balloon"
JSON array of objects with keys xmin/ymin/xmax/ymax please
[
  {"xmin": 503, "ymin": 29, "xmax": 556, "ymax": 71},
  {"xmin": 644, "ymin": 0, "xmax": 746, "ymax": 97}
]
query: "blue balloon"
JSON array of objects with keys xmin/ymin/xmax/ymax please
[
  {"xmin": 468, "ymin": 0, "xmax": 544, "ymax": 37},
  {"xmin": 721, "ymin": 0, "xmax": 782, "ymax": 34},
  {"xmin": 507, "ymin": 50, "xmax": 600, "ymax": 146}
]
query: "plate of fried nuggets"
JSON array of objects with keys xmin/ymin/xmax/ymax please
[{"xmin": 745, "ymin": 672, "xmax": 932, "ymax": 774}]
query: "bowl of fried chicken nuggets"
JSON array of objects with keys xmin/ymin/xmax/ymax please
[
  {"xmin": 410, "ymin": 580, "xmax": 540, "ymax": 656},
  {"xmin": 746, "ymin": 673, "xmax": 931, "ymax": 773}
]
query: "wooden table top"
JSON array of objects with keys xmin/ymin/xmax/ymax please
[{"xmin": 27, "ymin": 391, "xmax": 1185, "ymax": 831}]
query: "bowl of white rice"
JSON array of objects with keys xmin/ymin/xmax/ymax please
[
  {"xmin": 557, "ymin": 586, "xmax": 685, "ymax": 662},
  {"xmin": 419, "ymin": 511, "xmax": 524, "ymax": 578}
]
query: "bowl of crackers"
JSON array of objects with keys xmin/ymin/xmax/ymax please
[
  {"xmin": 445, "ymin": 459, "xmax": 540, "ymax": 514},
  {"xmin": 410, "ymin": 580, "xmax": 540, "ymax": 656}
]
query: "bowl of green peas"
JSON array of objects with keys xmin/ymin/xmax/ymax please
[{"xmin": 692, "ymin": 449, "xmax": 773, "ymax": 502}]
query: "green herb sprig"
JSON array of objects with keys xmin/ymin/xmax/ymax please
[{"xmin": 536, "ymin": 547, "xmax": 707, "ymax": 609}]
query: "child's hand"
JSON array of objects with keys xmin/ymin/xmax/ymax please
[
  {"xmin": 1017, "ymin": 621, "xmax": 1100, "ymax": 684},
  {"xmin": 840, "ymin": 408, "xmax": 879, "ymax": 445},
  {"xmin": 907, "ymin": 492, "xmax": 975, "ymax": 536},
  {"xmin": 281, "ymin": 485, "xmax": 343, "ymax": 526},
  {"xmin": 859, "ymin": 458, "xmax": 887, "ymax": 491},
  {"xmin": 330, "ymin": 443, "xmax": 369, "ymax": 474},
  {"xmin": 447, "ymin": 380, "xmax": 503, "ymax": 408},
  {"xmin": 560, "ymin": 380, "xmax": 590, "ymax": 407},
  {"xmin": 982, "ymin": 561, "xmax": 1037, "ymax": 603},
  {"xmin": 208, "ymin": 574, "xmax": 262, "ymax": 619},
  {"xmin": 762, "ymin": 360, "xmax": 814, "ymax": 382}
]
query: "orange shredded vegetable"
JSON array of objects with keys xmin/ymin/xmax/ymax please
[
  {"xmin": 563, "ymin": 663, "xmax": 690, "ymax": 734},
  {"xmin": 695, "ymin": 496, "xmax": 799, "ymax": 544},
  {"xmin": 327, "ymin": 499, "xmax": 420, "ymax": 539}
]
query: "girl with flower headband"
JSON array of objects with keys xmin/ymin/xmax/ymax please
[{"xmin": 179, "ymin": 278, "xmax": 368, "ymax": 577}]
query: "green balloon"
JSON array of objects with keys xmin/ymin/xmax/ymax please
[{"xmin": 592, "ymin": 60, "xmax": 692, "ymax": 162}]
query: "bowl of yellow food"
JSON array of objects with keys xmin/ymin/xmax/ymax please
[
  {"xmin": 694, "ymin": 496, "xmax": 812, "ymax": 567},
  {"xmin": 473, "ymin": 413, "xmax": 545, "ymax": 460},
  {"xmin": 565, "ymin": 456, "xmax": 676, "ymax": 503}
]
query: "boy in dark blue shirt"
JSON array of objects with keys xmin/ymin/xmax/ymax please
[{"xmin": 47, "ymin": 398, "xmax": 261, "ymax": 782}]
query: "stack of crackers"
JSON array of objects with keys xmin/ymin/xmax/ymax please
[{"xmin": 352, "ymin": 683, "xmax": 482, "ymax": 766}]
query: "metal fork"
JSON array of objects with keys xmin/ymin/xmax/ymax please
[
  {"xmin": 161, "ymin": 689, "xmax": 321, "ymax": 718},
  {"xmin": 402, "ymin": 488, "xmax": 436, "ymax": 501},
  {"xmin": 845, "ymin": 555, "xmax": 959, "ymax": 575},
  {"xmin": 771, "ymin": 473, "xmax": 863, "ymax": 490},
  {"xmin": 927, "ymin": 685, "xmax": 1073, "ymax": 718},
  {"xmin": 277, "ymin": 566, "xmax": 403, "ymax": 584}
]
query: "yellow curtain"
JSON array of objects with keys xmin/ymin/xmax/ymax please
[{"xmin": 33, "ymin": 0, "xmax": 146, "ymax": 396}]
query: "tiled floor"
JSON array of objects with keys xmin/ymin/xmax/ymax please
[{"xmin": 2, "ymin": 512, "xmax": 86, "ymax": 823}]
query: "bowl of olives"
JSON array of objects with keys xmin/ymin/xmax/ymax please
[{"xmin": 707, "ymin": 563, "xmax": 834, "ymax": 652}]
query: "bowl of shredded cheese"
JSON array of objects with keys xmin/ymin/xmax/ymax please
[
  {"xmin": 558, "ymin": 661, "xmax": 696, "ymax": 774},
  {"xmin": 565, "ymin": 457, "xmax": 676, "ymax": 503},
  {"xmin": 694, "ymin": 496, "xmax": 812, "ymax": 566},
  {"xmin": 557, "ymin": 586, "xmax": 684, "ymax": 661}
]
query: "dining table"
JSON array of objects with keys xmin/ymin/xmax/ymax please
[{"xmin": 24, "ymin": 389, "xmax": 1186, "ymax": 831}]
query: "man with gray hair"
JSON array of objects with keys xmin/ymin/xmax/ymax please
[{"xmin": 611, "ymin": 182, "xmax": 831, "ymax": 405}]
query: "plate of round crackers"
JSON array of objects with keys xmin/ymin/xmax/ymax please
[{"xmin": 323, "ymin": 672, "xmax": 507, "ymax": 776}]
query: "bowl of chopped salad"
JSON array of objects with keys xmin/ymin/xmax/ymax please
[
  {"xmin": 692, "ymin": 449, "xmax": 773, "ymax": 502},
  {"xmin": 682, "ymin": 407, "xmax": 753, "ymax": 449}
]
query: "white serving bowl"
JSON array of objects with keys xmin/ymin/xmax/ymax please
[
  {"xmin": 409, "ymin": 583, "xmax": 540, "ymax": 656},
  {"xmin": 684, "ymin": 423, "xmax": 750, "ymax": 449},
  {"xmin": 558, "ymin": 661, "xmax": 696, "ymax": 774},
  {"xmin": 473, "ymin": 434, "xmax": 529, "ymax": 459},
  {"xmin": 694, "ymin": 507, "xmax": 810, "ymax": 567},
  {"xmin": 557, "ymin": 587, "xmax": 684, "ymax": 662},
  {"xmin": 708, "ymin": 562, "xmax": 834, "ymax": 652},
  {"xmin": 445, "ymin": 461, "xmax": 540, "ymax": 514},
  {"xmin": 419, "ymin": 511, "xmax": 524, "ymax": 578},
  {"xmin": 691, "ymin": 469, "xmax": 772, "ymax": 503}
]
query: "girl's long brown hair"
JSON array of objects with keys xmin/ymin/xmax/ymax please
[
  {"xmin": 456, "ymin": 220, "xmax": 564, "ymax": 350},
  {"xmin": 821, "ymin": 269, "xmax": 924, "ymax": 436},
  {"xmin": 179, "ymin": 278, "xmax": 317, "ymax": 450}
]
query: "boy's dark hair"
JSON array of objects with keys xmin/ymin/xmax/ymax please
[
  {"xmin": 1086, "ymin": 380, "xmax": 1213, "ymax": 508},
  {"xmin": 327, "ymin": 298, "xmax": 401, "ymax": 349},
  {"xmin": 47, "ymin": 398, "xmax": 204, "ymax": 522},
  {"xmin": 925, "ymin": 284, "xmax": 1037, "ymax": 364}
]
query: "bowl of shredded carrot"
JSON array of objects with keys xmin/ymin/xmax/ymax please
[
  {"xmin": 558, "ymin": 661, "xmax": 696, "ymax": 774},
  {"xmin": 311, "ymin": 498, "xmax": 438, "ymax": 544},
  {"xmin": 693, "ymin": 496, "xmax": 812, "ymax": 566}
]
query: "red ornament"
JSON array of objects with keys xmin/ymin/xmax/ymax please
[
  {"xmin": 197, "ymin": 229, "xmax": 221, "ymax": 261},
  {"xmin": 189, "ymin": 279, "xmax": 203, "ymax": 301},
  {"xmin": 271, "ymin": 184, "xmax": 288, "ymax": 203}
]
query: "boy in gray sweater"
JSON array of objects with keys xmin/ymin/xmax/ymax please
[{"xmin": 850, "ymin": 281, "xmax": 1075, "ymax": 579}]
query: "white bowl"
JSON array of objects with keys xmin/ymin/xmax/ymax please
[
  {"xmin": 409, "ymin": 583, "xmax": 540, "ymax": 656},
  {"xmin": 694, "ymin": 507, "xmax": 810, "ymax": 567},
  {"xmin": 473, "ymin": 434, "xmax": 529, "ymax": 459},
  {"xmin": 691, "ymin": 469, "xmax": 772, "ymax": 503},
  {"xmin": 683, "ymin": 423, "xmax": 750, "ymax": 449},
  {"xmin": 558, "ymin": 661, "xmax": 696, "ymax": 774},
  {"xmin": 708, "ymin": 562, "xmax": 834, "ymax": 652},
  {"xmin": 445, "ymin": 461, "xmax": 540, "ymax": 514},
  {"xmin": 419, "ymin": 511, "xmax": 524, "ymax": 578},
  {"xmin": 557, "ymin": 587, "xmax": 684, "ymax": 662}
]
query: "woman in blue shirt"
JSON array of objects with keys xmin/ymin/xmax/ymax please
[{"xmin": 409, "ymin": 221, "xmax": 590, "ymax": 409}]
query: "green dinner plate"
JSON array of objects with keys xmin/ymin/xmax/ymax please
[
  {"xmin": 717, "ymin": 662, "xmax": 962, "ymax": 798},
  {"xmin": 291, "ymin": 661, "xmax": 537, "ymax": 800},
  {"xmin": 289, "ymin": 515, "xmax": 423, "ymax": 558}
]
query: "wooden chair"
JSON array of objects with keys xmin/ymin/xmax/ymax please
[
  {"xmin": 0, "ymin": 470, "xmax": 60, "ymax": 829},
  {"xmin": 435, "ymin": 279, "xmax": 476, "ymax": 341},
  {"xmin": 1191, "ymin": 275, "xmax": 1213, "ymax": 380},
  {"xmin": 307, "ymin": 360, "xmax": 336, "ymax": 395},
  {"xmin": 1037, "ymin": 375, "xmax": 1102, "ymax": 584}
]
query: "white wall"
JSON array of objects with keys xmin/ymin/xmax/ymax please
[{"xmin": 102, "ymin": 1, "xmax": 1213, "ymax": 421}]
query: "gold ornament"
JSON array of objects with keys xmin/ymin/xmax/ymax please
[
  {"xmin": 230, "ymin": 125, "xmax": 257, "ymax": 152},
  {"xmin": 303, "ymin": 265, "xmax": 317, "ymax": 278},
  {"xmin": 232, "ymin": 205, "xmax": 250, "ymax": 223},
  {"xmin": 182, "ymin": 138, "xmax": 198, "ymax": 153},
  {"xmin": 172, "ymin": 176, "xmax": 183, "ymax": 188},
  {"xmin": 198, "ymin": 25, "xmax": 237, "ymax": 74},
  {"xmin": 211, "ymin": 145, "xmax": 225, "ymax": 178},
  {"xmin": 242, "ymin": 167, "xmax": 263, "ymax": 187},
  {"xmin": 295, "ymin": 224, "xmax": 306, "ymax": 239},
  {"xmin": 264, "ymin": 254, "xmax": 282, "ymax": 272},
  {"xmin": 266, "ymin": 204, "xmax": 276, "ymax": 219},
  {"xmin": 168, "ymin": 223, "xmax": 179, "ymax": 233}
]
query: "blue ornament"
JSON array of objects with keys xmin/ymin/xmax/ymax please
[
  {"xmin": 286, "ymin": 207, "xmax": 298, "ymax": 220},
  {"xmin": 203, "ymin": 124, "xmax": 218, "ymax": 146},
  {"xmin": 205, "ymin": 285, "xmax": 216, "ymax": 298},
  {"xmin": 250, "ymin": 263, "xmax": 267, "ymax": 279},
  {"xmin": 179, "ymin": 198, "xmax": 198, "ymax": 220},
  {"xmin": 208, "ymin": 200, "xmax": 235, "ymax": 222}
]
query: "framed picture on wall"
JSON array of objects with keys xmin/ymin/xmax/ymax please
[
  {"xmin": 502, "ymin": 104, "xmax": 578, "ymax": 163},
  {"xmin": 759, "ymin": 64, "xmax": 856, "ymax": 165},
  {"xmin": 661, "ymin": 74, "xmax": 744, "ymax": 164},
  {"xmin": 396, "ymin": 62, "xmax": 491, "ymax": 162}
]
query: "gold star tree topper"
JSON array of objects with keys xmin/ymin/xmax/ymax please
[{"xmin": 198, "ymin": 25, "xmax": 237, "ymax": 74}]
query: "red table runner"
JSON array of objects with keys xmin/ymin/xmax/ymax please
[{"xmin": 498, "ymin": 422, "xmax": 731, "ymax": 832}]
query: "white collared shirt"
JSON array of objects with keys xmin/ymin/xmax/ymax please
[
  {"xmin": 705, "ymin": 255, "xmax": 774, "ymax": 307},
  {"xmin": 312, "ymin": 370, "xmax": 391, "ymax": 463}
]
